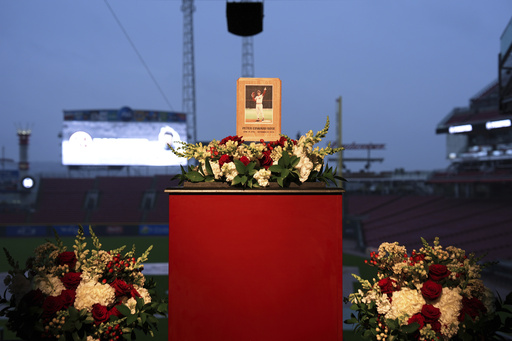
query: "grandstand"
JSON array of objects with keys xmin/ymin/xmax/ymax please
[
  {"xmin": 0, "ymin": 173, "xmax": 178, "ymax": 235},
  {"xmin": 344, "ymin": 193, "xmax": 512, "ymax": 262},
  {"xmin": 432, "ymin": 80, "xmax": 512, "ymax": 198}
]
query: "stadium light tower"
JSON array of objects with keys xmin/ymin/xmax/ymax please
[
  {"xmin": 242, "ymin": 36, "xmax": 254, "ymax": 77},
  {"xmin": 182, "ymin": 0, "xmax": 197, "ymax": 144}
]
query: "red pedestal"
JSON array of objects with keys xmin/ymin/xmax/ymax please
[{"xmin": 167, "ymin": 188, "xmax": 343, "ymax": 341}]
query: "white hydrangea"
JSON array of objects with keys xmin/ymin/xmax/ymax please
[
  {"xmin": 34, "ymin": 275, "xmax": 66, "ymax": 297},
  {"xmin": 434, "ymin": 287, "xmax": 462, "ymax": 339},
  {"xmin": 133, "ymin": 285, "xmax": 152, "ymax": 304},
  {"xmin": 253, "ymin": 169, "xmax": 271, "ymax": 187},
  {"xmin": 74, "ymin": 280, "xmax": 116, "ymax": 312},
  {"xmin": 385, "ymin": 287, "xmax": 426, "ymax": 323}
]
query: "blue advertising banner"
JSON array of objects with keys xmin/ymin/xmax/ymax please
[
  {"xmin": 53, "ymin": 225, "xmax": 91, "ymax": 236},
  {"xmin": 6, "ymin": 226, "xmax": 47, "ymax": 237},
  {"xmin": 139, "ymin": 225, "xmax": 168, "ymax": 236}
]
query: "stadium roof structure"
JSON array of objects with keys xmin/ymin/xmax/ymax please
[
  {"xmin": 436, "ymin": 81, "xmax": 512, "ymax": 134},
  {"xmin": 499, "ymin": 16, "xmax": 512, "ymax": 114}
]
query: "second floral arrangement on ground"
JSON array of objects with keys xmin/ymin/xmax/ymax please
[{"xmin": 170, "ymin": 117, "xmax": 345, "ymax": 188}]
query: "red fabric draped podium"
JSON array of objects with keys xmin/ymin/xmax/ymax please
[{"xmin": 167, "ymin": 187, "xmax": 344, "ymax": 341}]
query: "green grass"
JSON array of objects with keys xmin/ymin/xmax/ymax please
[
  {"xmin": 244, "ymin": 108, "xmax": 273, "ymax": 122},
  {"xmin": 344, "ymin": 253, "xmax": 378, "ymax": 287}
]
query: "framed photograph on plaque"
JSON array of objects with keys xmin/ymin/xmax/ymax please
[{"xmin": 237, "ymin": 77, "xmax": 281, "ymax": 142}]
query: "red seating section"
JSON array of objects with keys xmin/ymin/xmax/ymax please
[{"xmin": 344, "ymin": 194, "xmax": 512, "ymax": 262}]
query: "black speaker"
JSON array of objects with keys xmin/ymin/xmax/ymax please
[{"xmin": 226, "ymin": 2, "xmax": 263, "ymax": 37}]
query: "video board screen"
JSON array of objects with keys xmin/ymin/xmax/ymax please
[{"xmin": 62, "ymin": 107, "xmax": 187, "ymax": 166}]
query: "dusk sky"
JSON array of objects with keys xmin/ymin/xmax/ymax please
[{"xmin": 1, "ymin": 1, "xmax": 511, "ymax": 173}]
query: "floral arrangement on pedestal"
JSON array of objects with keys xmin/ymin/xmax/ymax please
[
  {"xmin": 344, "ymin": 237, "xmax": 512, "ymax": 340},
  {"xmin": 170, "ymin": 117, "xmax": 345, "ymax": 188},
  {"xmin": 0, "ymin": 226, "xmax": 167, "ymax": 341}
]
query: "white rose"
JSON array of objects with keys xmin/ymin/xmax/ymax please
[{"xmin": 434, "ymin": 287, "xmax": 462, "ymax": 339}]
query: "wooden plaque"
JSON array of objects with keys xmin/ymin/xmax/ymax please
[{"xmin": 236, "ymin": 78, "xmax": 281, "ymax": 142}]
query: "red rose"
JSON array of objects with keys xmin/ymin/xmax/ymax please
[
  {"xmin": 271, "ymin": 136, "xmax": 288, "ymax": 148},
  {"xmin": 219, "ymin": 135, "xmax": 243, "ymax": 145},
  {"xmin": 259, "ymin": 150, "xmax": 273, "ymax": 169},
  {"xmin": 421, "ymin": 304, "xmax": 441, "ymax": 323},
  {"xmin": 92, "ymin": 304, "xmax": 110, "ymax": 325},
  {"xmin": 42, "ymin": 295, "xmax": 65, "ymax": 318},
  {"xmin": 59, "ymin": 289, "xmax": 76, "ymax": 308},
  {"xmin": 408, "ymin": 313, "xmax": 425, "ymax": 329},
  {"xmin": 56, "ymin": 251, "xmax": 77, "ymax": 270},
  {"xmin": 430, "ymin": 320, "xmax": 441, "ymax": 333},
  {"xmin": 110, "ymin": 279, "xmax": 132, "ymax": 297},
  {"xmin": 459, "ymin": 296, "xmax": 487, "ymax": 321},
  {"xmin": 377, "ymin": 277, "xmax": 396, "ymax": 295},
  {"xmin": 61, "ymin": 272, "xmax": 82, "ymax": 290},
  {"xmin": 428, "ymin": 264, "xmax": 450, "ymax": 282},
  {"xmin": 239, "ymin": 156, "xmax": 251, "ymax": 166},
  {"xmin": 129, "ymin": 286, "xmax": 141, "ymax": 298},
  {"xmin": 218, "ymin": 154, "xmax": 233, "ymax": 167},
  {"xmin": 421, "ymin": 280, "xmax": 443, "ymax": 300}
]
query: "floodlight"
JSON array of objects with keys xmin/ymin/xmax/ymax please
[
  {"xmin": 226, "ymin": 1, "xmax": 263, "ymax": 36},
  {"xmin": 21, "ymin": 176, "xmax": 35, "ymax": 189},
  {"xmin": 448, "ymin": 124, "xmax": 472, "ymax": 134},
  {"xmin": 485, "ymin": 119, "xmax": 512, "ymax": 130}
]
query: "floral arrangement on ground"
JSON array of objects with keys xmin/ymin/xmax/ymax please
[
  {"xmin": 0, "ymin": 226, "xmax": 167, "ymax": 341},
  {"xmin": 170, "ymin": 117, "xmax": 345, "ymax": 188},
  {"xmin": 344, "ymin": 237, "xmax": 512, "ymax": 340}
]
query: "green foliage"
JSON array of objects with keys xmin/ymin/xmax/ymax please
[
  {"xmin": 268, "ymin": 151, "xmax": 301, "ymax": 187},
  {"xmin": 308, "ymin": 163, "xmax": 346, "ymax": 186},
  {"xmin": 172, "ymin": 158, "xmax": 217, "ymax": 185},
  {"xmin": 232, "ymin": 159, "xmax": 259, "ymax": 188}
]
